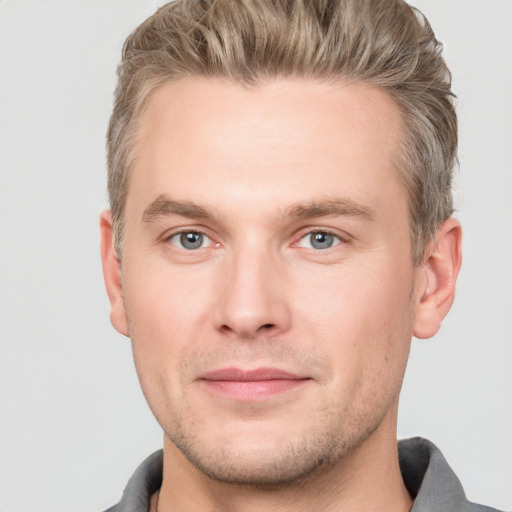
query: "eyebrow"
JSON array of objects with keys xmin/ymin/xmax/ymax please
[
  {"xmin": 141, "ymin": 195, "xmax": 375, "ymax": 224},
  {"xmin": 284, "ymin": 198, "xmax": 375, "ymax": 222},
  {"xmin": 142, "ymin": 196, "xmax": 218, "ymax": 223}
]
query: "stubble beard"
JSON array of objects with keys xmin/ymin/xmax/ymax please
[
  {"xmin": 158, "ymin": 341, "xmax": 409, "ymax": 489},
  {"xmin": 130, "ymin": 291, "xmax": 415, "ymax": 490},
  {"xmin": 132, "ymin": 337, "xmax": 408, "ymax": 490},
  {"xmin": 162, "ymin": 394, "xmax": 393, "ymax": 490}
]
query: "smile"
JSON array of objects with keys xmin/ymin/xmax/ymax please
[{"xmin": 199, "ymin": 367, "xmax": 311, "ymax": 401}]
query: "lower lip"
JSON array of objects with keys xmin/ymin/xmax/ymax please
[{"xmin": 202, "ymin": 379, "xmax": 308, "ymax": 400}]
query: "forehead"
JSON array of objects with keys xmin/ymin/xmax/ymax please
[{"xmin": 129, "ymin": 77, "xmax": 405, "ymax": 219}]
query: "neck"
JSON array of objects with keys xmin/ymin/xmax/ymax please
[{"xmin": 155, "ymin": 415, "xmax": 412, "ymax": 512}]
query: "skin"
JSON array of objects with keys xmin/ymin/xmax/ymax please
[{"xmin": 101, "ymin": 77, "xmax": 462, "ymax": 512}]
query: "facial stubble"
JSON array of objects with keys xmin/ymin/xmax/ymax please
[{"xmin": 128, "ymin": 279, "xmax": 417, "ymax": 490}]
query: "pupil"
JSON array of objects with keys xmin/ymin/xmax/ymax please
[
  {"xmin": 312, "ymin": 232, "xmax": 333, "ymax": 249},
  {"xmin": 181, "ymin": 232, "xmax": 203, "ymax": 250}
]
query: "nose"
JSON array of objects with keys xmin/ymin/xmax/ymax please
[{"xmin": 213, "ymin": 245, "xmax": 291, "ymax": 340}]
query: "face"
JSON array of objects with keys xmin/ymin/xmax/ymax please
[{"xmin": 109, "ymin": 77, "xmax": 424, "ymax": 485}]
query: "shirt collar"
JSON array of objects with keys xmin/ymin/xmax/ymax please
[{"xmin": 107, "ymin": 437, "xmax": 500, "ymax": 512}]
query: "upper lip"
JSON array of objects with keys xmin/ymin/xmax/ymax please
[{"xmin": 200, "ymin": 367, "xmax": 307, "ymax": 381}]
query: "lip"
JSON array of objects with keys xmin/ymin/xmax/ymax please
[{"xmin": 199, "ymin": 367, "xmax": 310, "ymax": 401}]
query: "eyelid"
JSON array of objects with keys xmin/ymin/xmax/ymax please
[
  {"xmin": 161, "ymin": 225, "xmax": 350, "ymax": 250},
  {"xmin": 293, "ymin": 227, "xmax": 349, "ymax": 249},
  {"xmin": 164, "ymin": 227, "xmax": 218, "ymax": 250}
]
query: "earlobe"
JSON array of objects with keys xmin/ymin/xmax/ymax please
[
  {"xmin": 100, "ymin": 210, "xmax": 129, "ymax": 337},
  {"xmin": 413, "ymin": 218, "xmax": 462, "ymax": 339}
]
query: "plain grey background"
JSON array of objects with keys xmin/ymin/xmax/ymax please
[{"xmin": 0, "ymin": 1, "xmax": 511, "ymax": 511}]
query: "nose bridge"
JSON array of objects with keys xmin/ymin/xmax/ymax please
[{"xmin": 214, "ymin": 236, "xmax": 290, "ymax": 339}]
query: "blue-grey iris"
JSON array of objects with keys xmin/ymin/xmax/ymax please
[
  {"xmin": 180, "ymin": 232, "xmax": 204, "ymax": 250},
  {"xmin": 310, "ymin": 232, "xmax": 335, "ymax": 250}
]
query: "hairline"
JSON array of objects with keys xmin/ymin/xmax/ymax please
[{"xmin": 112, "ymin": 73, "xmax": 437, "ymax": 265}]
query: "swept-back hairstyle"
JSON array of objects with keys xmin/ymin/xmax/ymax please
[{"xmin": 107, "ymin": 0, "xmax": 457, "ymax": 264}]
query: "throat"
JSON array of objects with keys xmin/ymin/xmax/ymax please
[{"xmin": 149, "ymin": 490, "xmax": 160, "ymax": 512}]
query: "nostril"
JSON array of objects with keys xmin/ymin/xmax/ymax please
[{"xmin": 260, "ymin": 323, "xmax": 275, "ymax": 330}]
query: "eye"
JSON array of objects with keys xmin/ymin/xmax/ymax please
[
  {"xmin": 169, "ymin": 231, "xmax": 211, "ymax": 250},
  {"xmin": 298, "ymin": 231, "xmax": 342, "ymax": 250}
]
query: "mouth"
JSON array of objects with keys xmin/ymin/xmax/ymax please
[{"xmin": 199, "ymin": 367, "xmax": 311, "ymax": 401}]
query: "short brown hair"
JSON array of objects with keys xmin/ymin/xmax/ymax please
[{"xmin": 107, "ymin": 0, "xmax": 457, "ymax": 264}]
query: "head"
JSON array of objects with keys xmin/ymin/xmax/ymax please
[
  {"xmin": 107, "ymin": 0, "xmax": 457, "ymax": 266},
  {"xmin": 101, "ymin": 0, "xmax": 461, "ymax": 490}
]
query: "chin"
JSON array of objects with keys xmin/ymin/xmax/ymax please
[
  {"xmin": 180, "ymin": 442, "xmax": 334, "ymax": 488},
  {"xmin": 166, "ymin": 419, "xmax": 373, "ymax": 488}
]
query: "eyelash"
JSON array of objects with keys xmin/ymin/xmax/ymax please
[
  {"xmin": 295, "ymin": 230, "xmax": 345, "ymax": 250},
  {"xmin": 165, "ymin": 228, "xmax": 347, "ymax": 252},
  {"xmin": 167, "ymin": 229, "xmax": 215, "ymax": 250}
]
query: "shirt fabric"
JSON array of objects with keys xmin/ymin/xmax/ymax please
[{"xmin": 104, "ymin": 437, "xmax": 503, "ymax": 512}]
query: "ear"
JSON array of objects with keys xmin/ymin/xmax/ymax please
[
  {"xmin": 413, "ymin": 217, "xmax": 462, "ymax": 339},
  {"xmin": 100, "ymin": 210, "xmax": 129, "ymax": 337}
]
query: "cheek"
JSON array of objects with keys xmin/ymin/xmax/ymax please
[
  {"xmin": 292, "ymin": 258, "xmax": 415, "ymax": 371},
  {"xmin": 124, "ymin": 255, "xmax": 212, "ymax": 332},
  {"xmin": 121, "ymin": 261, "xmax": 213, "ymax": 385},
  {"xmin": 122, "ymin": 270, "xmax": 205, "ymax": 426},
  {"xmin": 295, "ymin": 257, "xmax": 411, "ymax": 324}
]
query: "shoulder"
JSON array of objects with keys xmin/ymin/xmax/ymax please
[
  {"xmin": 103, "ymin": 450, "xmax": 163, "ymax": 512},
  {"xmin": 399, "ymin": 437, "xmax": 505, "ymax": 512}
]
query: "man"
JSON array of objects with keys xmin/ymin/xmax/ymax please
[{"xmin": 99, "ymin": 0, "xmax": 501, "ymax": 511}]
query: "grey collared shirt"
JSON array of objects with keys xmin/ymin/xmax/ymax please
[{"xmin": 104, "ymin": 437, "xmax": 503, "ymax": 512}]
